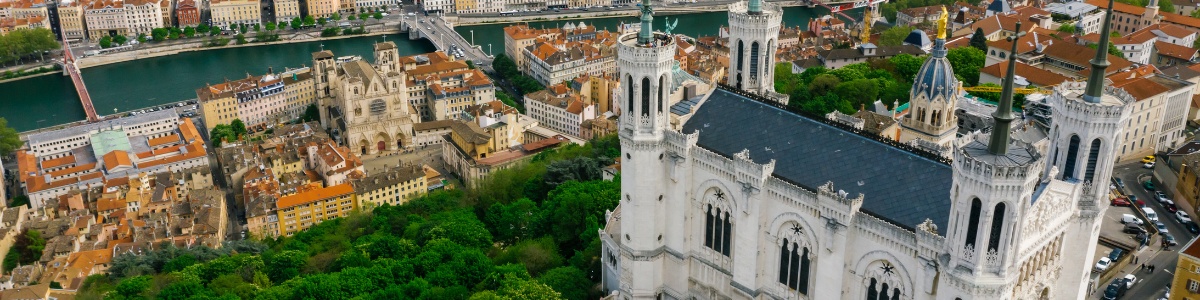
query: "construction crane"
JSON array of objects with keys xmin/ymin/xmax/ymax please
[
  {"xmin": 960, "ymin": 86, "xmax": 1054, "ymax": 94},
  {"xmin": 860, "ymin": 5, "xmax": 873, "ymax": 44},
  {"xmin": 810, "ymin": 0, "xmax": 888, "ymax": 23}
]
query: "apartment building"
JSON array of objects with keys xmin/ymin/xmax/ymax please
[
  {"xmin": 160, "ymin": 0, "xmax": 172, "ymax": 27},
  {"xmin": 1110, "ymin": 69, "xmax": 1195, "ymax": 161},
  {"xmin": 1046, "ymin": 1, "xmax": 1105, "ymax": 35},
  {"xmin": 10, "ymin": 0, "xmax": 47, "ymax": 20},
  {"xmin": 353, "ymin": 0, "xmax": 390, "ymax": 11},
  {"xmin": 210, "ymin": 0, "xmax": 260, "ymax": 29},
  {"xmin": 305, "ymin": 0, "xmax": 336, "ymax": 18},
  {"xmin": 454, "ymin": 0, "xmax": 499, "ymax": 14},
  {"xmin": 503, "ymin": 24, "xmax": 561, "ymax": 71},
  {"xmin": 0, "ymin": 15, "xmax": 46, "ymax": 35},
  {"xmin": 276, "ymin": 183, "xmax": 357, "ymax": 236},
  {"xmin": 421, "ymin": 0, "xmax": 452, "ymax": 13},
  {"xmin": 567, "ymin": 74, "xmax": 616, "ymax": 114},
  {"xmin": 303, "ymin": 140, "xmax": 364, "ymax": 186},
  {"xmin": 1088, "ymin": 0, "xmax": 1200, "ymax": 36},
  {"xmin": 273, "ymin": 0, "xmax": 299, "ymax": 23},
  {"xmin": 280, "ymin": 68, "xmax": 316, "ymax": 122},
  {"xmin": 1081, "ymin": 29, "xmax": 1156, "ymax": 64},
  {"xmin": 895, "ymin": 5, "xmax": 946, "ymax": 26},
  {"xmin": 84, "ymin": 0, "xmax": 126, "ymax": 40},
  {"xmin": 1169, "ymin": 236, "xmax": 1200, "ymax": 300},
  {"xmin": 175, "ymin": 0, "xmax": 200, "ymax": 28},
  {"xmin": 524, "ymin": 39, "xmax": 617, "ymax": 87},
  {"xmin": 525, "ymin": 89, "xmax": 595, "ymax": 137},
  {"xmin": 352, "ymin": 165, "xmax": 426, "ymax": 208},
  {"xmin": 57, "ymin": 0, "xmax": 86, "ymax": 42},
  {"xmin": 124, "ymin": 0, "xmax": 163, "ymax": 37},
  {"xmin": 423, "ymin": 69, "xmax": 496, "ymax": 120}
]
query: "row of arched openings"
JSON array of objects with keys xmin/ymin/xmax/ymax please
[
  {"xmin": 964, "ymin": 198, "xmax": 1007, "ymax": 253},
  {"xmin": 704, "ymin": 204, "xmax": 732, "ymax": 256},
  {"xmin": 865, "ymin": 278, "xmax": 901, "ymax": 300},
  {"xmin": 777, "ymin": 239, "xmax": 810, "ymax": 294},
  {"xmin": 1061, "ymin": 135, "xmax": 1102, "ymax": 182},
  {"xmin": 625, "ymin": 75, "xmax": 666, "ymax": 117}
]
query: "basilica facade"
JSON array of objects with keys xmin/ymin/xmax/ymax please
[
  {"xmin": 599, "ymin": 1, "xmax": 1131, "ymax": 299},
  {"xmin": 312, "ymin": 42, "xmax": 419, "ymax": 155}
]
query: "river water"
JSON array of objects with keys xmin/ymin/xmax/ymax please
[{"xmin": 1, "ymin": 6, "xmax": 852, "ymax": 131}]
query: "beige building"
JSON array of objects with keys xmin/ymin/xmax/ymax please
[
  {"xmin": 85, "ymin": 0, "xmax": 128, "ymax": 40},
  {"xmin": 159, "ymin": 0, "xmax": 172, "ymax": 27},
  {"xmin": 10, "ymin": 0, "xmax": 48, "ymax": 20},
  {"xmin": 276, "ymin": 183, "xmax": 356, "ymax": 236},
  {"xmin": 306, "ymin": 0, "xmax": 336, "ymax": 19},
  {"xmin": 57, "ymin": 1, "xmax": 86, "ymax": 43},
  {"xmin": 273, "ymin": 0, "xmax": 299, "ymax": 23},
  {"xmin": 454, "ymin": 0, "xmax": 499, "ymax": 14},
  {"xmin": 281, "ymin": 68, "xmax": 316, "ymax": 122},
  {"xmin": 352, "ymin": 165, "xmax": 426, "ymax": 208},
  {"xmin": 211, "ymin": 0, "xmax": 260, "ymax": 29},
  {"xmin": 1111, "ymin": 71, "xmax": 1195, "ymax": 162},
  {"xmin": 124, "ymin": 0, "xmax": 163, "ymax": 37}
]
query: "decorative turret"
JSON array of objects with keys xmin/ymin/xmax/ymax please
[
  {"xmin": 727, "ymin": 0, "xmax": 784, "ymax": 102},
  {"xmin": 988, "ymin": 21, "xmax": 1026, "ymax": 155},
  {"xmin": 1083, "ymin": 0, "xmax": 1116, "ymax": 103},
  {"xmin": 899, "ymin": 9, "xmax": 959, "ymax": 150},
  {"xmin": 637, "ymin": 0, "xmax": 653, "ymax": 46},
  {"xmin": 748, "ymin": 0, "xmax": 761, "ymax": 15}
]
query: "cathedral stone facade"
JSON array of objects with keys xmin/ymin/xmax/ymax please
[
  {"xmin": 726, "ymin": 0, "xmax": 786, "ymax": 104},
  {"xmin": 599, "ymin": 1, "xmax": 1131, "ymax": 299},
  {"xmin": 312, "ymin": 42, "xmax": 419, "ymax": 155}
]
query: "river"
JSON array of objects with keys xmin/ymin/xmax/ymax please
[{"xmin": 1, "ymin": 6, "xmax": 854, "ymax": 131}]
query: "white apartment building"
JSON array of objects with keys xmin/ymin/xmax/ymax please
[
  {"xmin": 524, "ymin": 89, "xmax": 594, "ymax": 137},
  {"xmin": 523, "ymin": 41, "xmax": 616, "ymax": 87},
  {"xmin": 420, "ymin": 0, "xmax": 452, "ymax": 13},
  {"xmin": 124, "ymin": 0, "xmax": 163, "ymax": 37},
  {"xmin": 1113, "ymin": 72, "xmax": 1195, "ymax": 161},
  {"xmin": 85, "ymin": 0, "xmax": 129, "ymax": 40}
]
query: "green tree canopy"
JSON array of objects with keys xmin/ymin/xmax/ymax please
[
  {"xmin": 970, "ymin": 28, "xmax": 988, "ymax": 51},
  {"xmin": 946, "ymin": 47, "xmax": 985, "ymax": 86},
  {"xmin": 878, "ymin": 25, "xmax": 916, "ymax": 46},
  {"xmin": 0, "ymin": 118, "xmax": 23, "ymax": 156}
]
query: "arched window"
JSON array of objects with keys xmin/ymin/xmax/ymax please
[
  {"xmin": 658, "ymin": 75, "xmax": 665, "ymax": 113},
  {"xmin": 987, "ymin": 202, "xmax": 1006, "ymax": 252},
  {"xmin": 737, "ymin": 40, "xmax": 745, "ymax": 72},
  {"xmin": 628, "ymin": 74, "xmax": 638, "ymax": 112},
  {"xmin": 641, "ymin": 77, "xmax": 651, "ymax": 116},
  {"xmin": 999, "ymin": 52, "xmax": 1006, "ymax": 58},
  {"xmin": 965, "ymin": 198, "xmax": 982, "ymax": 249},
  {"xmin": 1064, "ymin": 135, "xmax": 1081, "ymax": 180},
  {"xmin": 704, "ymin": 204, "xmax": 732, "ymax": 257},
  {"xmin": 866, "ymin": 279, "xmax": 878, "ymax": 300},
  {"xmin": 777, "ymin": 239, "xmax": 810, "ymax": 294},
  {"xmin": 750, "ymin": 41, "xmax": 761, "ymax": 80},
  {"xmin": 1085, "ymin": 138, "xmax": 1102, "ymax": 181},
  {"xmin": 879, "ymin": 283, "xmax": 890, "ymax": 300},
  {"xmin": 891, "ymin": 289, "xmax": 900, "ymax": 300}
]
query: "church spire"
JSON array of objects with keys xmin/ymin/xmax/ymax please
[
  {"xmin": 638, "ymin": 0, "xmax": 654, "ymax": 45},
  {"xmin": 1084, "ymin": 0, "xmax": 1116, "ymax": 103},
  {"xmin": 748, "ymin": 0, "xmax": 762, "ymax": 15},
  {"xmin": 988, "ymin": 21, "xmax": 1026, "ymax": 155}
]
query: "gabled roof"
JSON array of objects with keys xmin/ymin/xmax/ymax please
[
  {"xmin": 681, "ymin": 88, "xmax": 951, "ymax": 230},
  {"xmin": 980, "ymin": 61, "xmax": 1071, "ymax": 86},
  {"xmin": 1156, "ymin": 40, "xmax": 1198, "ymax": 60},
  {"xmin": 276, "ymin": 183, "xmax": 354, "ymax": 209}
]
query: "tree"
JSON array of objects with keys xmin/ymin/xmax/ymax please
[
  {"xmin": 48, "ymin": 281, "xmax": 62, "ymax": 289},
  {"xmin": 113, "ymin": 35, "xmax": 127, "ymax": 45},
  {"xmin": 968, "ymin": 27, "xmax": 987, "ymax": 52},
  {"xmin": 1056, "ymin": 23, "xmax": 1076, "ymax": 34},
  {"xmin": 253, "ymin": 24, "xmax": 260, "ymax": 32},
  {"xmin": 169, "ymin": 27, "xmax": 183, "ymax": 39},
  {"xmin": 183, "ymin": 26, "xmax": 196, "ymax": 37},
  {"xmin": 537, "ymin": 180, "xmax": 619, "ymax": 253},
  {"xmin": 266, "ymin": 250, "xmax": 306, "ymax": 283},
  {"xmin": 808, "ymin": 74, "xmax": 841, "ymax": 96},
  {"xmin": 210, "ymin": 26, "xmax": 222, "ymax": 36},
  {"xmin": 1162, "ymin": 0, "xmax": 1176, "ymax": 13},
  {"xmin": 833, "ymin": 79, "xmax": 879, "ymax": 110},
  {"xmin": 99, "ymin": 36, "xmax": 112, "ymax": 48},
  {"xmin": 0, "ymin": 118, "xmax": 23, "ymax": 156},
  {"xmin": 230, "ymin": 119, "xmax": 247, "ymax": 138},
  {"xmin": 9, "ymin": 195, "xmax": 29, "ymax": 208},
  {"xmin": 152, "ymin": 27, "xmax": 169, "ymax": 41},
  {"xmin": 303, "ymin": 15, "xmax": 316, "ymax": 26},
  {"xmin": 235, "ymin": 33, "xmax": 247, "ymax": 45},
  {"xmin": 878, "ymin": 25, "xmax": 915, "ymax": 46},
  {"xmin": 265, "ymin": 22, "xmax": 275, "ymax": 31},
  {"xmin": 197, "ymin": 24, "xmax": 209, "ymax": 33},
  {"xmin": 496, "ymin": 274, "xmax": 562, "ymax": 300},
  {"xmin": 1087, "ymin": 42, "xmax": 1122, "ymax": 57},
  {"xmin": 318, "ymin": 17, "xmax": 327, "ymax": 26},
  {"xmin": 276, "ymin": 21, "xmax": 287, "ymax": 30},
  {"xmin": 302, "ymin": 104, "xmax": 320, "ymax": 122},
  {"xmin": 946, "ymin": 47, "xmax": 985, "ymax": 86},
  {"xmin": 349, "ymin": 15, "xmax": 358, "ymax": 20},
  {"xmin": 239, "ymin": 24, "xmax": 248, "ymax": 34},
  {"xmin": 331, "ymin": 12, "xmax": 341, "ymax": 20},
  {"xmin": 538, "ymin": 266, "xmax": 591, "ymax": 300},
  {"xmin": 114, "ymin": 276, "xmax": 151, "ymax": 299},
  {"xmin": 888, "ymin": 53, "xmax": 925, "ymax": 81},
  {"xmin": 137, "ymin": 33, "xmax": 147, "ymax": 43},
  {"xmin": 359, "ymin": 13, "xmax": 370, "ymax": 20},
  {"xmin": 374, "ymin": 12, "xmax": 383, "ymax": 19},
  {"xmin": 292, "ymin": 17, "xmax": 304, "ymax": 29}
]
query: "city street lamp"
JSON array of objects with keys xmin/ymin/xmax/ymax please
[
  {"xmin": 488, "ymin": 44, "xmax": 492, "ymax": 56},
  {"xmin": 470, "ymin": 30, "xmax": 474, "ymax": 45}
]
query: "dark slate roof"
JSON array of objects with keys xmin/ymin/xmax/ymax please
[
  {"xmin": 682, "ymin": 88, "xmax": 953, "ymax": 230},
  {"xmin": 911, "ymin": 39, "xmax": 958, "ymax": 103},
  {"xmin": 988, "ymin": 0, "xmax": 1011, "ymax": 13},
  {"xmin": 903, "ymin": 30, "xmax": 931, "ymax": 48}
]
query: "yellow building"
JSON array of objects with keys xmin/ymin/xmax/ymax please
[
  {"xmin": 352, "ymin": 165, "xmax": 426, "ymax": 209},
  {"xmin": 276, "ymin": 183, "xmax": 356, "ymax": 236},
  {"xmin": 449, "ymin": 121, "xmax": 494, "ymax": 159},
  {"xmin": 273, "ymin": 0, "xmax": 300, "ymax": 23},
  {"xmin": 197, "ymin": 82, "xmax": 239, "ymax": 131},
  {"xmin": 306, "ymin": 0, "xmax": 336, "ymax": 19},
  {"xmin": 57, "ymin": 1, "xmax": 86, "ymax": 43},
  {"xmin": 1171, "ymin": 236, "xmax": 1200, "ymax": 300},
  {"xmin": 281, "ymin": 70, "xmax": 316, "ymax": 122},
  {"xmin": 210, "ymin": 0, "xmax": 260, "ymax": 30}
]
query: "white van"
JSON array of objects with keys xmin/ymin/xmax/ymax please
[
  {"xmin": 1142, "ymin": 207, "xmax": 1159, "ymax": 222},
  {"xmin": 1122, "ymin": 214, "xmax": 1143, "ymax": 225}
]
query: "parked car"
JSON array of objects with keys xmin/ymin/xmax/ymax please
[
  {"xmin": 1095, "ymin": 257, "xmax": 1112, "ymax": 272},
  {"xmin": 1122, "ymin": 214, "xmax": 1144, "ymax": 225},
  {"xmin": 1144, "ymin": 155, "xmax": 1156, "ymax": 163},
  {"xmin": 1156, "ymin": 222, "xmax": 1169, "ymax": 234},
  {"xmin": 1123, "ymin": 223, "xmax": 1142, "ymax": 234},
  {"xmin": 1109, "ymin": 248, "xmax": 1124, "ymax": 261},
  {"xmin": 1123, "ymin": 274, "xmax": 1137, "ymax": 288},
  {"xmin": 1156, "ymin": 191, "xmax": 1169, "ymax": 203},
  {"xmin": 1145, "ymin": 161, "xmax": 1156, "ymax": 168},
  {"xmin": 1167, "ymin": 203, "xmax": 1180, "ymax": 214},
  {"xmin": 1143, "ymin": 207, "xmax": 1160, "ymax": 222},
  {"xmin": 1136, "ymin": 199, "xmax": 1147, "ymax": 208},
  {"xmin": 1112, "ymin": 197, "xmax": 1131, "ymax": 207},
  {"xmin": 1178, "ymin": 211, "xmax": 1192, "ymax": 223},
  {"xmin": 1165, "ymin": 233, "xmax": 1178, "ymax": 246},
  {"xmin": 1144, "ymin": 180, "xmax": 1156, "ymax": 191},
  {"xmin": 1115, "ymin": 178, "xmax": 1125, "ymax": 187},
  {"xmin": 1187, "ymin": 222, "xmax": 1200, "ymax": 234},
  {"xmin": 1102, "ymin": 278, "xmax": 1126, "ymax": 300}
]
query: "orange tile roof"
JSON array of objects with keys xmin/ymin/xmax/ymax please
[
  {"xmin": 96, "ymin": 198, "xmax": 126, "ymax": 212},
  {"xmin": 40, "ymin": 155, "xmax": 76, "ymax": 169},
  {"xmin": 1086, "ymin": 0, "xmax": 1146, "ymax": 15},
  {"xmin": 179, "ymin": 118, "xmax": 201, "ymax": 142},
  {"xmin": 1112, "ymin": 77, "xmax": 1170, "ymax": 100},
  {"xmin": 275, "ymin": 183, "xmax": 353, "ymax": 209},
  {"xmin": 102, "ymin": 151, "xmax": 132, "ymax": 171},
  {"xmin": 147, "ymin": 134, "xmax": 179, "ymax": 147},
  {"xmin": 980, "ymin": 61, "xmax": 1072, "ymax": 87},
  {"xmin": 1156, "ymin": 41, "xmax": 1198, "ymax": 60},
  {"xmin": 47, "ymin": 162, "xmax": 97, "ymax": 178},
  {"xmin": 137, "ymin": 142, "xmax": 207, "ymax": 169},
  {"xmin": 16, "ymin": 150, "xmax": 36, "ymax": 183},
  {"xmin": 1145, "ymin": 23, "xmax": 1195, "ymax": 38},
  {"xmin": 136, "ymin": 144, "xmax": 183, "ymax": 159},
  {"xmin": 26, "ymin": 171, "xmax": 102, "ymax": 193}
]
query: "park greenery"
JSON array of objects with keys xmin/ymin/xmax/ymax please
[
  {"xmin": 76, "ymin": 134, "xmax": 622, "ymax": 300},
  {"xmin": 2, "ymin": 65, "xmax": 59, "ymax": 80},
  {"xmin": 877, "ymin": 25, "xmax": 916, "ymax": 46},
  {"xmin": 493, "ymin": 54, "xmax": 545, "ymax": 95},
  {"xmin": 209, "ymin": 119, "xmax": 248, "ymax": 147},
  {"xmin": 773, "ymin": 46, "xmax": 986, "ymax": 116},
  {"xmin": 302, "ymin": 104, "xmax": 320, "ymax": 123},
  {"xmin": 3, "ymin": 229, "xmax": 45, "ymax": 272},
  {"xmin": 0, "ymin": 28, "xmax": 59, "ymax": 66},
  {"xmin": 0, "ymin": 118, "xmax": 24, "ymax": 156}
]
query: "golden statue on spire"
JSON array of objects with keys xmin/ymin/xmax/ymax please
[{"xmin": 937, "ymin": 6, "xmax": 949, "ymax": 39}]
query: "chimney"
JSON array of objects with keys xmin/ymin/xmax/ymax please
[{"xmin": 268, "ymin": 67, "xmax": 274, "ymax": 74}]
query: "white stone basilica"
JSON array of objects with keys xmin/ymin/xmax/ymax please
[{"xmin": 598, "ymin": 0, "xmax": 1133, "ymax": 299}]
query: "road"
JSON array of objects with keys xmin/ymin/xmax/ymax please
[{"xmin": 1094, "ymin": 160, "xmax": 1193, "ymax": 300}]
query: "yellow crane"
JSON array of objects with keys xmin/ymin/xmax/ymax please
[
  {"xmin": 959, "ymin": 86, "xmax": 1054, "ymax": 94},
  {"xmin": 861, "ymin": 6, "xmax": 872, "ymax": 44}
]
